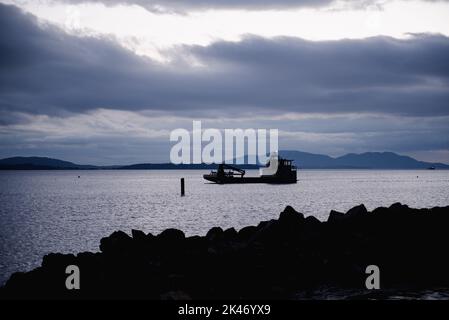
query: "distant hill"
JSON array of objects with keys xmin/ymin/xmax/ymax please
[
  {"xmin": 279, "ymin": 150, "xmax": 339, "ymax": 168},
  {"xmin": 0, "ymin": 157, "xmax": 97, "ymax": 170},
  {"xmin": 333, "ymin": 152, "xmax": 442, "ymax": 169},
  {"xmin": 279, "ymin": 151, "xmax": 449, "ymax": 169},
  {"xmin": 118, "ymin": 163, "xmax": 260, "ymax": 170},
  {"xmin": 0, "ymin": 152, "xmax": 448, "ymax": 170}
]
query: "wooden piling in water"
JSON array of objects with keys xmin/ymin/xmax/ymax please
[{"xmin": 181, "ymin": 178, "xmax": 185, "ymax": 196}]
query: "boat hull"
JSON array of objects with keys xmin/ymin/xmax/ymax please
[{"xmin": 203, "ymin": 174, "xmax": 297, "ymax": 184}]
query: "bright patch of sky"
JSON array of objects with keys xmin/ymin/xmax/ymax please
[{"xmin": 4, "ymin": 0, "xmax": 449, "ymax": 61}]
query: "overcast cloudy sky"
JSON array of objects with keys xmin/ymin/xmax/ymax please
[{"xmin": 0, "ymin": 0, "xmax": 448, "ymax": 164}]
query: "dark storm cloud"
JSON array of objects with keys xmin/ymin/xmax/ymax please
[
  {"xmin": 187, "ymin": 35, "xmax": 449, "ymax": 115},
  {"xmin": 1, "ymin": 3, "xmax": 449, "ymax": 123}
]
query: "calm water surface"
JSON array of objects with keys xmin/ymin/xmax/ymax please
[{"xmin": 1, "ymin": 169, "xmax": 448, "ymax": 285}]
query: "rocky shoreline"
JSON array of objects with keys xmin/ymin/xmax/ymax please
[{"xmin": 1, "ymin": 203, "xmax": 449, "ymax": 300}]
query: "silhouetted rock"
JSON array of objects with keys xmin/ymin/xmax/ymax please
[
  {"xmin": 2, "ymin": 203, "xmax": 449, "ymax": 300},
  {"xmin": 238, "ymin": 226, "xmax": 257, "ymax": 241},
  {"xmin": 345, "ymin": 204, "xmax": 367, "ymax": 218},
  {"xmin": 279, "ymin": 205, "xmax": 305, "ymax": 226},
  {"xmin": 223, "ymin": 227, "xmax": 237, "ymax": 241},
  {"xmin": 305, "ymin": 215, "xmax": 321, "ymax": 227},
  {"xmin": 99, "ymin": 231, "xmax": 132, "ymax": 254},
  {"xmin": 131, "ymin": 229, "xmax": 146, "ymax": 242},
  {"xmin": 206, "ymin": 227, "xmax": 224, "ymax": 242},
  {"xmin": 42, "ymin": 253, "xmax": 76, "ymax": 269},
  {"xmin": 158, "ymin": 228, "xmax": 185, "ymax": 244},
  {"xmin": 160, "ymin": 290, "xmax": 191, "ymax": 300},
  {"xmin": 327, "ymin": 210, "xmax": 345, "ymax": 223},
  {"xmin": 389, "ymin": 202, "xmax": 410, "ymax": 216}
]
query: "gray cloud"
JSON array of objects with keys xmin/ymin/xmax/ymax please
[
  {"xmin": 1, "ymin": 3, "xmax": 449, "ymax": 120},
  {"xmin": 47, "ymin": 0, "xmax": 449, "ymax": 13},
  {"xmin": 54, "ymin": 0, "xmax": 336, "ymax": 12},
  {"xmin": 1, "ymin": 112, "xmax": 448, "ymax": 164},
  {"xmin": 1, "ymin": 3, "xmax": 449, "ymax": 163}
]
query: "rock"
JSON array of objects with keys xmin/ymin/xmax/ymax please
[
  {"xmin": 76, "ymin": 251, "xmax": 96, "ymax": 261},
  {"xmin": 146, "ymin": 232, "xmax": 156, "ymax": 243},
  {"xmin": 223, "ymin": 227, "xmax": 237, "ymax": 241},
  {"xmin": 371, "ymin": 206, "xmax": 388, "ymax": 215},
  {"xmin": 160, "ymin": 290, "xmax": 191, "ymax": 300},
  {"xmin": 256, "ymin": 220, "xmax": 270, "ymax": 229},
  {"xmin": 370, "ymin": 206, "xmax": 390, "ymax": 223},
  {"xmin": 249, "ymin": 219, "xmax": 281, "ymax": 244},
  {"xmin": 42, "ymin": 253, "xmax": 76, "ymax": 269},
  {"xmin": 389, "ymin": 202, "xmax": 410, "ymax": 215},
  {"xmin": 99, "ymin": 231, "xmax": 132, "ymax": 254},
  {"xmin": 305, "ymin": 215, "xmax": 321, "ymax": 227},
  {"xmin": 345, "ymin": 204, "xmax": 367, "ymax": 218},
  {"xmin": 206, "ymin": 227, "xmax": 224, "ymax": 242},
  {"xmin": 327, "ymin": 210, "xmax": 345, "ymax": 223},
  {"xmin": 328, "ymin": 205, "xmax": 367, "ymax": 223},
  {"xmin": 131, "ymin": 229, "xmax": 147, "ymax": 242},
  {"xmin": 185, "ymin": 235, "xmax": 206, "ymax": 250},
  {"xmin": 3, "ymin": 204, "xmax": 449, "ymax": 300},
  {"xmin": 279, "ymin": 206, "xmax": 305, "ymax": 226},
  {"xmin": 158, "ymin": 228, "xmax": 185, "ymax": 244},
  {"xmin": 238, "ymin": 226, "xmax": 257, "ymax": 241}
]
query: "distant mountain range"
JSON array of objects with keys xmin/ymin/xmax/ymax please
[
  {"xmin": 0, "ymin": 157, "xmax": 98, "ymax": 170},
  {"xmin": 279, "ymin": 151, "xmax": 449, "ymax": 169},
  {"xmin": 0, "ymin": 151, "xmax": 448, "ymax": 170}
]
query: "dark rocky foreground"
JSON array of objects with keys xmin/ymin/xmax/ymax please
[{"xmin": 1, "ymin": 203, "xmax": 449, "ymax": 300}]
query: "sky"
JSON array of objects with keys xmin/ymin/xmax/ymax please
[{"xmin": 0, "ymin": 0, "xmax": 448, "ymax": 165}]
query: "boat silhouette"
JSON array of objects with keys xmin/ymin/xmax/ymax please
[{"xmin": 203, "ymin": 154, "xmax": 297, "ymax": 184}]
